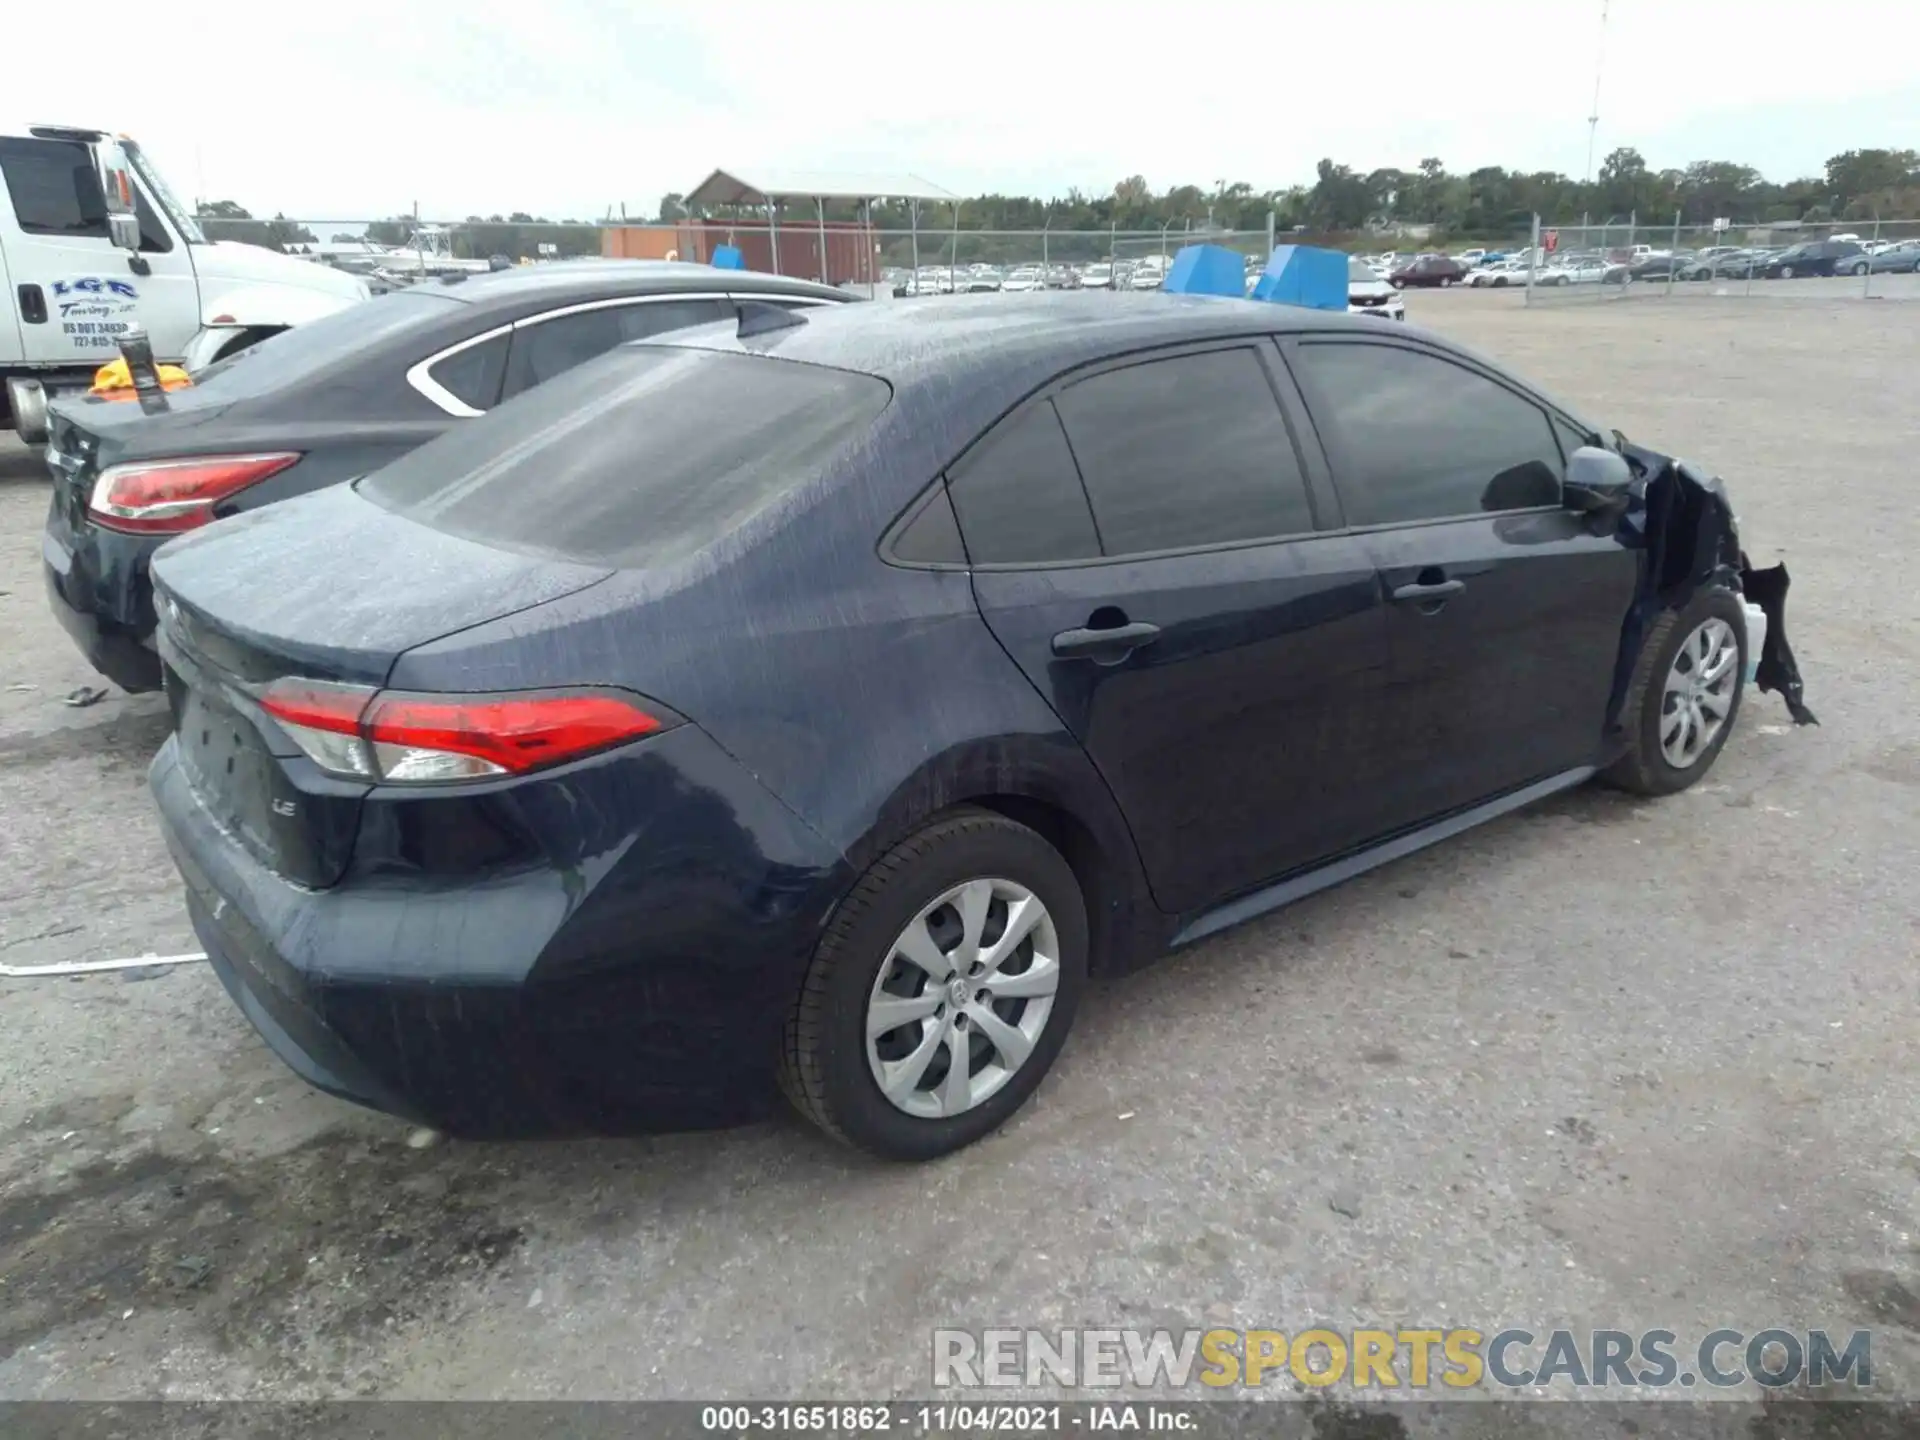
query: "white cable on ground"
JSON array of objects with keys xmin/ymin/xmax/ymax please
[{"xmin": 0, "ymin": 951, "xmax": 207, "ymax": 978}]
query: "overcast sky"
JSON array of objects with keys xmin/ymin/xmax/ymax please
[{"xmin": 11, "ymin": 0, "xmax": 1917, "ymax": 221}]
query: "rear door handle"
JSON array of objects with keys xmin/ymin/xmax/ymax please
[
  {"xmin": 1051, "ymin": 620, "xmax": 1161, "ymax": 662},
  {"xmin": 1390, "ymin": 579, "xmax": 1464, "ymax": 603}
]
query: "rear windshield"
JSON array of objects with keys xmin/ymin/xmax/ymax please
[
  {"xmin": 358, "ymin": 346, "xmax": 891, "ymax": 568},
  {"xmin": 192, "ymin": 290, "xmax": 462, "ymax": 397}
]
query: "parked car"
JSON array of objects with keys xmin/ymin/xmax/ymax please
[
  {"xmin": 1756, "ymin": 240, "xmax": 1865, "ymax": 278},
  {"xmin": 1463, "ymin": 259, "xmax": 1528, "ymax": 288},
  {"xmin": 1627, "ymin": 252, "xmax": 1695, "ymax": 280},
  {"xmin": 1555, "ymin": 256, "xmax": 1627, "ymax": 285},
  {"xmin": 146, "ymin": 293, "xmax": 1803, "ymax": 1160},
  {"xmin": 1389, "ymin": 254, "xmax": 1469, "ymax": 288},
  {"xmin": 1346, "ymin": 256, "xmax": 1406, "ymax": 318},
  {"xmin": 42, "ymin": 262, "xmax": 853, "ymax": 693},
  {"xmin": 1080, "ymin": 262, "xmax": 1115, "ymax": 290},
  {"xmin": 1839, "ymin": 241, "xmax": 1920, "ymax": 275}
]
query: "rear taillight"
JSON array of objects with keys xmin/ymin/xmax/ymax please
[
  {"xmin": 88, "ymin": 452, "xmax": 300, "ymax": 534},
  {"xmin": 258, "ymin": 681, "xmax": 669, "ymax": 784}
]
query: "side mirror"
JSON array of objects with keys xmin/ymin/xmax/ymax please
[
  {"xmin": 1563, "ymin": 445, "xmax": 1633, "ymax": 514},
  {"xmin": 94, "ymin": 142, "xmax": 141, "ymax": 254}
]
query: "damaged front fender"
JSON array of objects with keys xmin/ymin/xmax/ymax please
[{"xmin": 1608, "ymin": 440, "xmax": 1817, "ymax": 730}]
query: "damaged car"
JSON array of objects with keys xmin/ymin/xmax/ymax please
[{"xmin": 144, "ymin": 295, "xmax": 1812, "ymax": 1161}]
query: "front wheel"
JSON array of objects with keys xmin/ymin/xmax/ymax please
[
  {"xmin": 779, "ymin": 809, "xmax": 1088, "ymax": 1160},
  {"xmin": 1602, "ymin": 589, "xmax": 1748, "ymax": 797},
  {"xmin": 1777, "ymin": 265, "xmax": 1794, "ymax": 279},
  {"xmin": 1850, "ymin": 261, "xmax": 1869, "ymax": 276}
]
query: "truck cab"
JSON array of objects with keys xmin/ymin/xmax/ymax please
[{"xmin": 0, "ymin": 122, "xmax": 368, "ymax": 441}]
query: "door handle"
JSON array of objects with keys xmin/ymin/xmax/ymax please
[
  {"xmin": 1390, "ymin": 578, "xmax": 1464, "ymax": 603},
  {"xmin": 1051, "ymin": 619, "xmax": 1161, "ymax": 662},
  {"xmin": 17, "ymin": 284, "xmax": 47, "ymax": 325}
]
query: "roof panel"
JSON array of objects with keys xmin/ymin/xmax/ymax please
[{"xmin": 685, "ymin": 168, "xmax": 959, "ymax": 208}]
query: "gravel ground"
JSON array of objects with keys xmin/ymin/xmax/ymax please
[{"xmin": 1, "ymin": 288, "xmax": 1916, "ymax": 1407}]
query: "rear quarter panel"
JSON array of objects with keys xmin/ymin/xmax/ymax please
[{"xmin": 386, "ymin": 395, "xmax": 1166, "ymax": 969}]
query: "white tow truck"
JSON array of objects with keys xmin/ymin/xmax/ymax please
[{"xmin": 0, "ymin": 122, "xmax": 369, "ymax": 442}]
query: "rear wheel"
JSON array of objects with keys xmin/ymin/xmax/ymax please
[
  {"xmin": 1438, "ymin": 276, "xmax": 1454, "ymax": 288},
  {"xmin": 1602, "ymin": 588, "xmax": 1747, "ymax": 797},
  {"xmin": 779, "ymin": 809, "xmax": 1087, "ymax": 1160}
]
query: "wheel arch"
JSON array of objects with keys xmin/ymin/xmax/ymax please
[{"xmin": 838, "ymin": 744, "xmax": 1167, "ymax": 977}]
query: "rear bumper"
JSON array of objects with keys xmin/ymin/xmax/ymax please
[
  {"xmin": 42, "ymin": 518, "xmax": 163, "ymax": 692},
  {"xmin": 150, "ymin": 723, "xmax": 856, "ymax": 1138}
]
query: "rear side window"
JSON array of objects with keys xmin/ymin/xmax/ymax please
[
  {"xmin": 1292, "ymin": 342, "xmax": 1565, "ymax": 524},
  {"xmin": 1054, "ymin": 347, "xmax": 1315, "ymax": 555},
  {"xmin": 502, "ymin": 298, "xmax": 729, "ymax": 396},
  {"xmin": 192, "ymin": 290, "xmax": 463, "ymax": 398},
  {"xmin": 427, "ymin": 333, "xmax": 510, "ymax": 411},
  {"xmin": 0, "ymin": 137, "xmax": 106, "ymax": 237},
  {"xmin": 947, "ymin": 401, "xmax": 1099, "ymax": 565},
  {"xmin": 360, "ymin": 348, "xmax": 891, "ymax": 568}
]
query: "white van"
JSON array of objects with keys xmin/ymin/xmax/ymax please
[{"xmin": 1, "ymin": 122, "xmax": 367, "ymax": 441}]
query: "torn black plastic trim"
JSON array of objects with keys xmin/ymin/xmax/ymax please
[
  {"xmin": 1739, "ymin": 557, "xmax": 1818, "ymax": 725},
  {"xmin": 1603, "ymin": 440, "xmax": 1815, "ymax": 732}
]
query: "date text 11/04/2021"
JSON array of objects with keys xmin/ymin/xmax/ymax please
[{"xmin": 701, "ymin": 1406, "xmax": 1194, "ymax": 1432}]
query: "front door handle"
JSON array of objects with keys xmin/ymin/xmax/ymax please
[
  {"xmin": 1390, "ymin": 578, "xmax": 1465, "ymax": 603},
  {"xmin": 1051, "ymin": 619, "xmax": 1161, "ymax": 662}
]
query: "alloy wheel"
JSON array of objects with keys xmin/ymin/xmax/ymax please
[
  {"xmin": 865, "ymin": 878, "xmax": 1061, "ymax": 1119},
  {"xmin": 1660, "ymin": 617, "xmax": 1740, "ymax": 769}
]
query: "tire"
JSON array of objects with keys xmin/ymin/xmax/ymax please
[
  {"xmin": 1438, "ymin": 276, "xmax": 1453, "ymax": 288},
  {"xmin": 1601, "ymin": 588, "xmax": 1748, "ymax": 798},
  {"xmin": 1778, "ymin": 265, "xmax": 1794, "ymax": 279},
  {"xmin": 1850, "ymin": 261, "xmax": 1869, "ymax": 276},
  {"xmin": 779, "ymin": 808, "xmax": 1088, "ymax": 1160},
  {"xmin": 1390, "ymin": 278, "xmax": 1404, "ymax": 289}
]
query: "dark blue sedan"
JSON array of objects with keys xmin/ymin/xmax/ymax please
[{"xmin": 147, "ymin": 294, "xmax": 1806, "ymax": 1159}]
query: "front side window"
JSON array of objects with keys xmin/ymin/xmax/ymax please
[
  {"xmin": 0, "ymin": 137, "xmax": 107, "ymax": 238},
  {"xmin": 1053, "ymin": 347, "xmax": 1315, "ymax": 556},
  {"xmin": 1292, "ymin": 342, "xmax": 1565, "ymax": 524}
]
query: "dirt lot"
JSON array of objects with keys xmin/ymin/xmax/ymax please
[{"xmin": 1, "ymin": 290, "xmax": 1916, "ymax": 1404}]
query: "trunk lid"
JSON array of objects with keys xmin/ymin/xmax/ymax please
[{"xmin": 152, "ymin": 484, "xmax": 613, "ymax": 887}]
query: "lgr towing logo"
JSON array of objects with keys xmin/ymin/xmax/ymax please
[{"xmin": 52, "ymin": 276, "xmax": 140, "ymax": 315}]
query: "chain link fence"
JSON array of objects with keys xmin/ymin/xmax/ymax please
[
  {"xmin": 1523, "ymin": 215, "xmax": 1920, "ymax": 305},
  {"xmin": 192, "ymin": 215, "xmax": 1314, "ymax": 296}
]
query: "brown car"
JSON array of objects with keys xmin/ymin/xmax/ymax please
[{"xmin": 1389, "ymin": 254, "xmax": 1469, "ymax": 288}]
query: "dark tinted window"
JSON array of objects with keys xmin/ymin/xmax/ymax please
[
  {"xmin": 361, "ymin": 348, "xmax": 890, "ymax": 568},
  {"xmin": 1551, "ymin": 415, "xmax": 1593, "ymax": 464},
  {"xmin": 428, "ymin": 333, "xmax": 510, "ymax": 411},
  {"xmin": 192, "ymin": 290, "xmax": 463, "ymax": 397},
  {"xmin": 503, "ymin": 298, "xmax": 728, "ymax": 395},
  {"xmin": 1294, "ymin": 343, "xmax": 1564, "ymax": 523},
  {"xmin": 889, "ymin": 486, "xmax": 967, "ymax": 565},
  {"xmin": 947, "ymin": 401, "xmax": 1099, "ymax": 564},
  {"xmin": 1054, "ymin": 347, "xmax": 1314, "ymax": 555},
  {"xmin": 0, "ymin": 137, "xmax": 107, "ymax": 237}
]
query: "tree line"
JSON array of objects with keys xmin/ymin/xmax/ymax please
[
  {"xmin": 188, "ymin": 146, "xmax": 1918, "ymax": 263},
  {"xmin": 662, "ymin": 146, "xmax": 1920, "ymax": 239}
]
